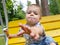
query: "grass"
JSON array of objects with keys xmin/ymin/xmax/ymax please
[{"xmin": 0, "ymin": 26, "xmax": 5, "ymax": 45}]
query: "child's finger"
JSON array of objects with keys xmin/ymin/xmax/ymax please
[
  {"xmin": 3, "ymin": 28, "xmax": 9, "ymax": 36},
  {"xmin": 19, "ymin": 24, "xmax": 27, "ymax": 31},
  {"xmin": 34, "ymin": 34, "xmax": 39, "ymax": 40},
  {"xmin": 17, "ymin": 30, "xmax": 25, "ymax": 36},
  {"xmin": 25, "ymin": 26, "xmax": 32, "ymax": 33},
  {"xmin": 30, "ymin": 32, "xmax": 36, "ymax": 38},
  {"xmin": 3, "ymin": 28, "xmax": 8, "ymax": 32},
  {"xmin": 19, "ymin": 24, "xmax": 31, "ymax": 34},
  {"xmin": 20, "ymin": 25, "xmax": 29, "ymax": 34}
]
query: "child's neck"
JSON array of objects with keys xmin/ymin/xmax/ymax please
[
  {"xmin": 26, "ymin": 22, "xmax": 39, "ymax": 27},
  {"xmin": 26, "ymin": 23, "xmax": 35, "ymax": 27}
]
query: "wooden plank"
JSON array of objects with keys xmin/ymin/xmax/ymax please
[
  {"xmin": 8, "ymin": 37, "xmax": 26, "ymax": 45},
  {"xmin": 58, "ymin": 43, "xmax": 60, "ymax": 45},
  {"xmin": 42, "ymin": 21, "xmax": 60, "ymax": 30},
  {"xmin": 8, "ymin": 36, "xmax": 60, "ymax": 45},
  {"xmin": 8, "ymin": 19, "xmax": 26, "ymax": 28},
  {"xmin": 9, "ymin": 42, "xmax": 60, "ymax": 45},
  {"xmin": 54, "ymin": 37, "xmax": 60, "ymax": 42},
  {"xmin": 8, "ymin": 27, "xmax": 20, "ymax": 34},
  {"xmin": 45, "ymin": 29, "xmax": 60, "ymax": 37},
  {"xmin": 41, "ymin": 15, "xmax": 60, "ymax": 23},
  {"xmin": 9, "ymin": 43, "xmax": 25, "ymax": 45},
  {"xmin": 8, "ymin": 20, "xmax": 60, "ymax": 31},
  {"xmin": 53, "ymin": 36, "xmax": 60, "ymax": 45}
]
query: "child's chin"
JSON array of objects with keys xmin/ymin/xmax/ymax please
[
  {"xmin": 30, "ymin": 22, "xmax": 37, "ymax": 25},
  {"xmin": 27, "ymin": 20, "xmax": 38, "ymax": 24}
]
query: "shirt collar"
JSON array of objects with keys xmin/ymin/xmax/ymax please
[{"xmin": 26, "ymin": 22, "xmax": 40, "ymax": 27}]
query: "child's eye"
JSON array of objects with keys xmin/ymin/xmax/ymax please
[
  {"xmin": 34, "ymin": 12, "xmax": 38, "ymax": 15},
  {"xmin": 27, "ymin": 11, "xmax": 31, "ymax": 14}
]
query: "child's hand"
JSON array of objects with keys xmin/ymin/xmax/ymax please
[
  {"xmin": 30, "ymin": 26, "xmax": 41, "ymax": 40},
  {"xmin": 19, "ymin": 24, "xmax": 41, "ymax": 40},
  {"xmin": 3, "ymin": 28, "xmax": 9, "ymax": 36},
  {"xmin": 19, "ymin": 24, "xmax": 32, "ymax": 34},
  {"xmin": 19, "ymin": 24, "xmax": 36, "ymax": 37}
]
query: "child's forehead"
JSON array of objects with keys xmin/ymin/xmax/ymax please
[
  {"xmin": 28, "ymin": 5, "xmax": 40, "ymax": 10},
  {"xmin": 27, "ymin": 6, "xmax": 40, "ymax": 12}
]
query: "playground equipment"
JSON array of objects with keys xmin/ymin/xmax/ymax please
[{"xmin": 0, "ymin": 0, "xmax": 8, "ymax": 45}]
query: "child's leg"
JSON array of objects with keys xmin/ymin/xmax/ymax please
[{"xmin": 43, "ymin": 36, "xmax": 56, "ymax": 45}]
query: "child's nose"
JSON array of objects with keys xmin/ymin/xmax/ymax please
[{"xmin": 30, "ymin": 12, "xmax": 34, "ymax": 16}]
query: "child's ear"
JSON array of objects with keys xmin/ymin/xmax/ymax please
[
  {"xmin": 40, "ymin": 17, "xmax": 41, "ymax": 19},
  {"xmin": 39, "ymin": 15, "xmax": 41, "ymax": 19}
]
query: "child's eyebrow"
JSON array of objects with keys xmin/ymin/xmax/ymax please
[{"xmin": 27, "ymin": 10, "xmax": 38, "ymax": 12}]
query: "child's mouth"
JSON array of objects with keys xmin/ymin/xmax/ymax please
[{"xmin": 28, "ymin": 17, "xmax": 36, "ymax": 22}]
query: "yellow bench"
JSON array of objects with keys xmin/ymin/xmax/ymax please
[{"xmin": 8, "ymin": 15, "xmax": 60, "ymax": 45}]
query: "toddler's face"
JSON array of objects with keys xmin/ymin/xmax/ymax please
[{"xmin": 26, "ymin": 6, "xmax": 41, "ymax": 25}]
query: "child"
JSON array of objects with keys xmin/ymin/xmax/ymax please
[{"xmin": 4, "ymin": 4, "xmax": 56, "ymax": 45}]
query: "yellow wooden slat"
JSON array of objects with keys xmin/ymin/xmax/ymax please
[
  {"xmin": 8, "ymin": 19, "xmax": 26, "ymax": 28},
  {"xmin": 41, "ymin": 15, "xmax": 60, "ymax": 23},
  {"xmin": 45, "ymin": 29, "xmax": 60, "ymax": 37},
  {"xmin": 8, "ymin": 27, "xmax": 20, "ymax": 34},
  {"xmin": 42, "ymin": 21, "xmax": 60, "ymax": 30},
  {"xmin": 8, "ymin": 36, "xmax": 60, "ymax": 45},
  {"xmin": 8, "ymin": 20, "xmax": 60, "ymax": 31},
  {"xmin": 8, "ymin": 37, "xmax": 26, "ymax": 45},
  {"xmin": 53, "ymin": 36, "xmax": 60, "ymax": 45},
  {"xmin": 54, "ymin": 37, "xmax": 60, "ymax": 42},
  {"xmin": 58, "ymin": 43, "xmax": 60, "ymax": 45},
  {"xmin": 9, "ymin": 43, "xmax": 25, "ymax": 45}
]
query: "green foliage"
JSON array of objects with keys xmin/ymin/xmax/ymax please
[
  {"xmin": 49, "ymin": 0, "xmax": 60, "ymax": 15},
  {"xmin": 6, "ymin": 0, "xmax": 25, "ymax": 21},
  {"xmin": 27, "ymin": 1, "xmax": 31, "ymax": 6},
  {"xmin": 0, "ymin": 0, "xmax": 25, "ymax": 21},
  {"xmin": 15, "ymin": 5, "xmax": 25, "ymax": 19},
  {"xmin": 0, "ymin": 0, "xmax": 5, "ymax": 21},
  {"xmin": 0, "ymin": 26, "xmax": 5, "ymax": 45},
  {"xmin": 56, "ymin": 0, "xmax": 60, "ymax": 13},
  {"xmin": 6, "ymin": 0, "xmax": 14, "ymax": 21},
  {"xmin": 0, "ymin": 37, "xmax": 5, "ymax": 45},
  {"xmin": 0, "ymin": 0, "xmax": 3, "ymax": 12}
]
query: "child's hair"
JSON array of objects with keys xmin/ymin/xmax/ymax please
[
  {"xmin": 28, "ymin": 4, "xmax": 40, "ymax": 8},
  {"xmin": 26, "ymin": 4, "xmax": 42, "ymax": 17}
]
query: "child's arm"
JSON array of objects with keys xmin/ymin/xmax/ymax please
[
  {"xmin": 20, "ymin": 24, "xmax": 44, "ymax": 40},
  {"xmin": 8, "ymin": 30, "xmax": 25, "ymax": 38},
  {"xmin": 3, "ymin": 24, "xmax": 31, "ymax": 39},
  {"xmin": 19, "ymin": 24, "xmax": 44, "ymax": 40},
  {"xmin": 3, "ymin": 28, "xmax": 25, "ymax": 39}
]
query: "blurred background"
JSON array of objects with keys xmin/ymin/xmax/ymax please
[
  {"xmin": 0, "ymin": 0, "xmax": 60, "ymax": 21},
  {"xmin": 0, "ymin": 0, "xmax": 60, "ymax": 45}
]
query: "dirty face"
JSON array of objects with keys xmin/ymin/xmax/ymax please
[{"xmin": 26, "ymin": 6, "xmax": 41, "ymax": 25}]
